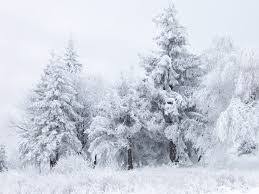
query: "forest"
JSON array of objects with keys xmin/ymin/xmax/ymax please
[{"xmin": 1, "ymin": 3, "xmax": 259, "ymax": 194}]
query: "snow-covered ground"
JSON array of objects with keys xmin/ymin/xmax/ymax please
[{"xmin": 1, "ymin": 165, "xmax": 259, "ymax": 194}]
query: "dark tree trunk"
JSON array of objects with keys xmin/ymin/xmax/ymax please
[
  {"xmin": 169, "ymin": 140, "xmax": 178, "ymax": 163},
  {"xmin": 127, "ymin": 147, "xmax": 133, "ymax": 170},
  {"xmin": 50, "ymin": 153, "xmax": 59, "ymax": 169},
  {"xmin": 127, "ymin": 138, "xmax": 133, "ymax": 170},
  {"xmin": 198, "ymin": 155, "xmax": 202, "ymax": 162},
  {"xmin": 50, "ymin": 159, "xmax": 56, "ymax": 168},
  {"xmin": 93, "ymin": 154, "xmax": 97, "ymax": 168}
]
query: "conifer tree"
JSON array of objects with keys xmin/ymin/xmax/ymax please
[
  {"xmin": 64, "ymin": 38, "xmax": 82, "ymax": 73},
  {"xmin": 141, "ymin": 5, "xmax": 205, "ymax": 164},
  {"xmin": 19, "ymin": 54, "xmax": 82, "ymax": 168},
  {"xmin": 63, "ymin": 39, "xmax": 91, "ymax": 157}
]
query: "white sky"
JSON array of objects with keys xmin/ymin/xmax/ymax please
[{"xmin": 0, "ymin": 0, "xmax": 259, "ymax": 147}]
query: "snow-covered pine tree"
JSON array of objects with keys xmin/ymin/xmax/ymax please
[
  {"xmin": 0, "ymin": 145, "xmax": 7, "ymax": 172},
  {"xmin": 64, "ymin": 38, "xmax": 82, "ymax": 73},
  {"xmin": 88, "ymin": 76, "xmax": 141, "ymax": 169},
  {"xmin": 63, "ymin": 39, "xmax": 90, "ymax": 157},
  {"xmin": 140, "ymin": 5, "xmax": 205, "ymax": 164},
  {"xmin": 19, "ymin": 53, "xmax": 82, "ymax": 168}
]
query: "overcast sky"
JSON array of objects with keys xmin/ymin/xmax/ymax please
[{"xmin": 1, "ymin": 0, "xmax": 259, "ymax": 147}]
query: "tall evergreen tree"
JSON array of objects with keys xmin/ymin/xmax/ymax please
[
  {"xmin": 63, "ymin": 39, "xmax": 90, "ymax": 157},
  {"xmin": 19, "ymin": 54, "xmax": 82, "ymax": 168},
  {"xmin": 140, "ymin": 5, "xmax": 205, "ymax": 164},
  {"xmin": 64, "ymin": 38, "xmax": 82, "ymax": 73}
]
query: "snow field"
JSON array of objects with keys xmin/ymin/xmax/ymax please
[{"xmin": 1, "ymin": 165, "xmax": 259, "ymax": 194}]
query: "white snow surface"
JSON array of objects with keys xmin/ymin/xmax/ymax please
[{"xmin": 1, "ymin": 158, "xmax": 259, "ymax": 194}]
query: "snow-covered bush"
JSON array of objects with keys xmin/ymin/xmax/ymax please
[
  {"xmin": 52, "ymin": 155, "xmax": 91, "ymax": 174},
  {"xmin": 238, "ymin": 141, "xmax": 257, "ymax": 156}
]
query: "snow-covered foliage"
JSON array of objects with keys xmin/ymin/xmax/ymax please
[
  {"xmin": 64, "ymin": 38, "xmax": 82, "ymax": 73},
  {"xmin": 140, "ymin": 5, "xmax": 205, "ymax": 164},
  {"xmin": 19, "ymin": 53, "xmax": 83, "ymax": 167},
  {"xmin": 88, "ymin": 77, "xmax": 141, "ymax": 168},
  {"xmin": 196, "ymin": 38, "xmax": 259, "ymax": 163},
  {"xmin": 196, "ymin": 37, "xmax": 238, "ymax": 122},
  {"xmin": 75, "ymin": 75, "xmax": 106, "ymax": 157},
  {"xmin": 216, "ymin": 98, "xmax": 259, "ymax": 155},
  {"xmin": 63, "ymin": 39, "xmax": 91, "ymax": 157},
  {"xmin": 235, "ymin": 50, "xmax": 259, "ymax": 103},
  {"xmin": 51, "ymin": 155, "xmax": 91, "ymax": 174},
  {"xmin": 0, "ymin": 145, "xmax": 7, "ymax": 172},
  {"xmin": 215, "ymin": 51, "xmax": 259, "ymax": 155}
]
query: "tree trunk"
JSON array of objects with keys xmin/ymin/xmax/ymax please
[
  {"xmin": 169, "ymin": 140, "xmax": 178, "ymax": 163},
  {"xmin": 127, "ymin": 138, "xmax": 133, "ymax": 170},
  {"xmin": 93, "ymin": 154, "xmax": 97, "ymax": 168},
  {"xmin": 50, "ymin": 153, "xmax": 59, "ymax": 169},
  {"xmin": 127, "ymin": 146, "xmax": 133, "ymax": 170},
  {"xmin": 198, "ymin": 155, "xmax": 202, "ymax": 162}
]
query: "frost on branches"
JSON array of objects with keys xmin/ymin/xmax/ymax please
[
  {"xmin": 196, "ymin": 37, "xmax": 238, "ymax": 123},
  {"xmin": 216, "ymin": 98, "xmax": 258, "ymax": 156},
  {"xmin": 215, "ymin": 50, "xmax": 259, "ymax": 157},
  {"xmin": 19, "ymin": 54, "xmax": 83, "ymax": 168},
  {"xmin": 197, "ymin": 39, "xmax": 259, "ymax": 162},
  {"xmin": 140, "ymin": 6, "xmax": 205, "ymax": 165}
]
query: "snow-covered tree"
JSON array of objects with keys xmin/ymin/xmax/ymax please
[
  {"xmin": 63, "ymin": 39, "xmax": 90, "ymax": 157},
  {"xmin": 19, "ymin": 53, "xmax": 82, "ymax": 168},
  {"xmin": 64, "ymin": 38, "xmax": 82, "ymax": 73},
  {"xmin": 74, "ymin": 75, "xmax": 105, "ymax": 158},
  {"xmin": 216, "ymin": 98, "xmax": 259, "ymax": 156},
  {"xmin": 196, "ymin": 38, "xmax": 259, "ymax": 163},
  {"xmin": 195, "ymin": 37, "xmax": 238, "ymax": 122},
  {"xmin": 214, "ymin": 50, "xmax": 259, "ymax": 157},
  {"xmin": 140, "ymin": 5, "xmax": 205, "ymax": 164},
  {"xmin": 193, "ymin": 37, "xmax": 239, "ymax": 161},
  {"xmin": 0, "ymin": 145, "xmax": 7, "ymax": 172},
  {"xmin": 235, "ymin": 50, "xmax": 259, "ymax": 104},
  {"xmin": 88, "ymin": 77, "xmax": 141, "ymax": 169}
]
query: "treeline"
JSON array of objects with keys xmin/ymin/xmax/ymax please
[{"xmin": 9, "ymin": 5, "xmax": 259, "ymax": 171}]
